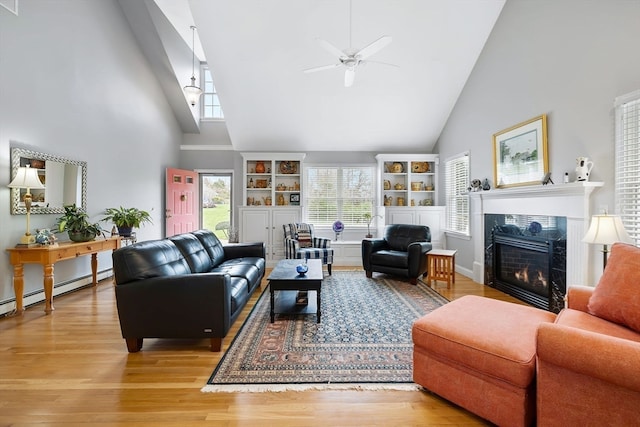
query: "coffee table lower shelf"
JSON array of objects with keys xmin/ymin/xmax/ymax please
[{"xmin": 267, "ymin": 259, "xmax": 323, "ymax": 323}]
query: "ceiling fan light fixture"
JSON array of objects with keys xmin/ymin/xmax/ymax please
[{"xmin": 183, "ymin": 25, "xmax": 202, "ymax": 107}]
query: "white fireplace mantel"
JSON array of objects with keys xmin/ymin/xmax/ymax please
[{"xmin": 470, "ymin": 182, "xmax": 603, "ymax": 287}]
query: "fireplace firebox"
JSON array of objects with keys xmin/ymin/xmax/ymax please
[{"xmin": 485, "ymin": 215, "xmax": 567, "ymax": 313}]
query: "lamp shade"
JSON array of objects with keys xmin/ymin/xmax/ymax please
[
  {"xmin": 183, "ymin": 80, "xmax": 203, "ymax": 106},
  {"xmin": 8, "ymin": 166, "xmax": 45, "ymax": 190},
  {"xmin": 582, "ymin": 214, "xmax": 632, "ymax": 245}
]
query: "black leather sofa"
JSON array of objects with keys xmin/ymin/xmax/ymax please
[
  {"xmin": 112, "ymin": 229, "xmax": 265, "ymax": 352},
  {"xmin": 362, "ymin": 224, "xmax": 432, "ymax": 284}
]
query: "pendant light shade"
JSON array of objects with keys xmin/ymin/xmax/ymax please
[{"xmin": 183, "ymin": 26, "xmax": 202, "ymax": 107}]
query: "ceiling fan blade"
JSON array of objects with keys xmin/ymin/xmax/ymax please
[
  {"xmin": 361, "ymin": 60, "xmax": 400, "ymax": 68},
  {"xmin": 304, "ymin": 63, "xmax": 341, "ymax": 73},
  {"xmin": 355, "ymin": 35, "xmax": 392, "ymax": 60},
  {"xmin": 316, "ymin": 38, "xmax": 346, "ymax": 59},
  {"xmin": 344, "ymin": 68, "xmax": 355, "ymax": 87}
]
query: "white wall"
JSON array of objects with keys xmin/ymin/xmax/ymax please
[
  {"xmin": 435, "ymin": 0, "xmax": 640, "ymax": 283},
  {"xmin": 0, "ymin": 0, "xmax": 182, "ymax": 311}
]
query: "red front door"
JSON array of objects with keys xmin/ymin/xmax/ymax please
[{"xmin": 165, "ymin": 168, "xmax": 199, "ymax": 236}]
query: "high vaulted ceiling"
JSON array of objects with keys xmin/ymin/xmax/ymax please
[{"xmin": 152, "ymin": 0, "xmax": 505, "ymax": 152}]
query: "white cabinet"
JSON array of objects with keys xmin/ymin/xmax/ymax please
[
  {"xmin": 239, "ymin": 207, "xmax": 301, "ymax": 263},
  {"xmin": 385, "ymin": 206, "xmax": 446, "ymax": 249},
  {"xmin": 375, "ymin": 154, "xmax": 439, "ymax": 208},
  {"xmin": 242, "ymin": 152, "xmax": 305, "ymax": 207}
]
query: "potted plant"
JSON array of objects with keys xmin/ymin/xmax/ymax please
[
  {"xmin": 102, "ymin": 206, "xmax": 152, "ymax": 237},
  {"xmin": 363, "ymin": 213, "xmax": 383, "ymax": 238},
  {"xmin": 55, "ymin": 204, "xmax": 103, "ymax": 242}
]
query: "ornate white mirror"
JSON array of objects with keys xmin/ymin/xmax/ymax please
[{"xmin": 10, "ymin": 147, "xmax": 87, "ymax": 215}]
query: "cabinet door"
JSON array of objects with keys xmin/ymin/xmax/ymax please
[
  {"xmin": 386, "ymin": 208, "xmax": 415, "ymax": 225},
  {"xmin": 416, "ymin": 207, "xmax": 446, "ymax": 249},
  {"xmin": 271, "ymin": 208, "xmax": 301, "ymax": 259},
  {"xmin": 240, "ymin": 209, "xmax": 270, "ymax": 245}
]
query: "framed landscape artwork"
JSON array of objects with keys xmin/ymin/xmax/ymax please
[{"xmin": 493, "ymin": 114, "xmax": 548, "ymax": 188}]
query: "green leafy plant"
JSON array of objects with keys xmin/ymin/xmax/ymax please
[
  {"xmin": 102, "ymin": 206, "xmax": 153, "ymax": 229},
  {"xmin": 363, "ymin": 213, "xmax": 383, "ymax": 238},
  {"xmin": 55, "ymin": 204, "xmax": 103, "ymax": 241}
]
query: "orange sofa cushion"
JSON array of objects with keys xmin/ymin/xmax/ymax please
[
  {"xmin": 412, "ymin": 295, "xmax": 556, "ymax": 388},
  {"xmin": 588, "ymin": 243, "xmax": 640, "ymax": 333}
]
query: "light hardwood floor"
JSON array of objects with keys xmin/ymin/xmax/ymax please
[{"xmin": 0, "ymin": 267, "xmax": 525, "ymax": 426}]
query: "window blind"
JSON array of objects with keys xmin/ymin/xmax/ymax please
[
  {"xmin": 615, "ymin": 90, "xmax": 640, "ymax": 245},
  {"xmin": 305, "ymin": 166, "xmax": 374, "ymax": 226},
  {"xmin": 445, "ymin": 152, "xmax": 470, "ymax": 235}
]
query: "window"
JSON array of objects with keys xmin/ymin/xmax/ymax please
[
  {"xmin": 304, "ymin": 166, "xmax": 375, "ymax": 226},
  {"xmin": 202, "ymin": 67, "xmax": 224, "ymax": 119},
  {"xmin": 445, "ymin": 152, "xmax": 470, "ymax": 235},
  {"xmin": 615, "ymin": 89, "xmax": 640, "ymax": 245}
]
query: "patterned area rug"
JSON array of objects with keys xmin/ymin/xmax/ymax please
[{"xmin": 202, "ymin": 271, "xmax": 448, "ymax": 392}]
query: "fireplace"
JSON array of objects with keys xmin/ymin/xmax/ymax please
[{"xmin": 485, "ymin": 215, "xmax": 566, "ymax": 313}]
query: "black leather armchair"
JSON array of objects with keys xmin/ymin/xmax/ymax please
[{"xmin": 362, "ymin": 224, "xmax": 432, "ymax": 284}]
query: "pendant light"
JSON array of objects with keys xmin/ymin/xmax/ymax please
[{"xmin": 183, "ymin": 25, "xmax": 202, "ymax": 106}]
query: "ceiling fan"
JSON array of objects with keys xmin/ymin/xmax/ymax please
[{"xmin": 303, "ymin": 1, "xmax": 396, "ymax": 87}]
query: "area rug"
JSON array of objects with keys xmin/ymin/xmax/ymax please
[{"xmin": 201, "ymin": 271, "xmax": 448, "ymax": 392}]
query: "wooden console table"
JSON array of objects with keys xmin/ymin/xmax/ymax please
[{"xmin": 6, "ymin": 237, "xmax": 121, "ymax": 314}]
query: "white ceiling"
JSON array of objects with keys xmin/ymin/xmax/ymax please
[{"xmin": 155, "ymin": 0, "xmax": 505, "ymax": 152}]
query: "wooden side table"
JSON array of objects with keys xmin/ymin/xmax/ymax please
[{"xmin": 426, "ymin": 249, "xmax": 457, "ymax": 288}]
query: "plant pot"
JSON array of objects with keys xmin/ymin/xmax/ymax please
[
  {"xmin": 68, "ymin": 230, "xmax": 97, "ymax": 242},
  {"xmin": 117, "ymin": 226, "xmax": 133, "ymax": 237}
]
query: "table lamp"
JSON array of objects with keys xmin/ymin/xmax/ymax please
[
  {"xmin": 8, "ymin": 165, "xmax": 46, "ymax": 245},
  {"xmin": 582, "ymin": 213, "xmax": 633, "ymax": 270}
]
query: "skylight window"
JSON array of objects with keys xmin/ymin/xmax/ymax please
[{"xmin": 202, "ymin": 67, "xmax": 224, "ymax": 120}]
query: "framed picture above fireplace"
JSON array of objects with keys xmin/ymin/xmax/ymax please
[{"xmin": 493, "ymin": 114, "xmax": 548, "ymax": 188}]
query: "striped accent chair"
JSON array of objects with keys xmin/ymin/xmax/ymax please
[{"xmin": 283, "ymin": 223, "xmax": 333, "ymax": 275}]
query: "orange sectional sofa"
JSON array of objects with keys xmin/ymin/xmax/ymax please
[{"xmin": 413, "ymin": 243, "xmax": 640, "ymax": 426}]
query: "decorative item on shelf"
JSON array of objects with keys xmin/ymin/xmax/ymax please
[
  {"xmin": 263, "ymin": 196, "xmax": 272, "ymax": 206},
  {"xmin": 255, "ymin": 179, "xmax": 268, "ymax": 188},
  {"xmin": 576, "ymin": 157, "xmax": 593, "ymax": 181},
  {"xmin": 55, "ymin": 204, "xmax": 103, "ymax": 242},
  {"xmin": 332, "ymin": 220, "xmax": 344, "ymax": 240},
  {"xmin": 469, "ymin": 179, "xmax": 482, "ymax": 192},
  {"xmin": 247, "ymin": 197, "xmax": 255, "ymax": 205},
  {"xmin": 294, "ymin": 181, "xmax": 300, "ymax": 191},
  {"xmin": 255, "ymin": 161, "xmax": 266, "ymax": 174},
  {"xmin": 482, "ymin": 178, "xmax": 491, "ymax": 190},
  {"xmin": 541, "ymin": 172, "xmax": 554, "ymax": 185},
  {"xmin": 8, "ymin": 165, "xmax": 46, "ymax": 245},
  {"xmin": 102, "ymin": 206, "xmax": 152, "ymax": 238},
  {"xmin": 35, "ymin": 228, "xmax": 56, "ymax": 246},
  {"xmin": 276, "ymin": 183, "xmax": 286, "ymax": 191},
  {"xmin": 248, "ymin": 178, "xmax": 254, "ymax": 188},
  {"xmin": 528, "ymin": 221, "xmax": 542, "ymax": 236},
  {"xmin": 279, "ymin": 161, "xmax": 297, "ymax": 174},
  {"xmin": 425, "ymin": 185, "xmax": 434, "ymax": 191},
  {"xmin": 390, "ymin": 162, "xmax": 404, "ymax": 173},
  {"xmin": 411, "ymin": 161, "xmax": 430, "ymax": 173},
  {"xmin": 384, "ymin": 195, "xmax": 391, "ymax": 206},
  {"xmin": 383, "ymin": 179, "xmax": 391, "ymax": 190},
  {"xmin": 277, "ymin": 194, "xmax": 286, "ymax": 205},
  {"xmin": 411, "ymin": 199, "xmax": 415, "ymax": 206},
  {"xmin": 397, "ymin": 197, "xmax": 405, "ymax": 206},
  {"xmin": 582, "ymin": 212, "xmax": 632, "ymax": 270},
  {"xmin": 411, "ymin": 181, "xmax": 423, "ymax": 191},
  {"xmin": 289, "ymin": 193, "xmax": 300, "ymax": 205},
  {"xmin": 394, "ymin": 183, "xmax": 404, "ymax": 190}
]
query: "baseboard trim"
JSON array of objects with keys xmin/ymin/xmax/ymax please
[{"xmin": 0, "ymin": 269, "xmax": 113, "ymax": 316}]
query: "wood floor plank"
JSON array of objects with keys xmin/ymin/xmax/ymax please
[{"xmin": 0, "ymin": 267, "xmax": 520, "ymax": 426}]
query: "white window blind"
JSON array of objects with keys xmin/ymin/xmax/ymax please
[
  {"xmin": 202, "ymin": 68, "xmax": 224, "ymax": 119},
  {"xmin": 305, "ymin": 166, "xmax": 375, "ymax": 226},
  {"xmin": 615, "ymin": 90, "xmax": 640, "ymax": 245},
  {"xmin": 445, "ymin": 152, "xmax": 470, "ymax": 235}
]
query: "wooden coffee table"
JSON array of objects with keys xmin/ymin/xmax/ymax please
[{"xmin": 268, "ymin": 259, "xmax": 323, "ymax": 323}]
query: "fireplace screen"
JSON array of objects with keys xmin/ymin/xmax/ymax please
[{"xmin": 495, "ymin": 240, "xmax": 550, "ymax": 299}]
